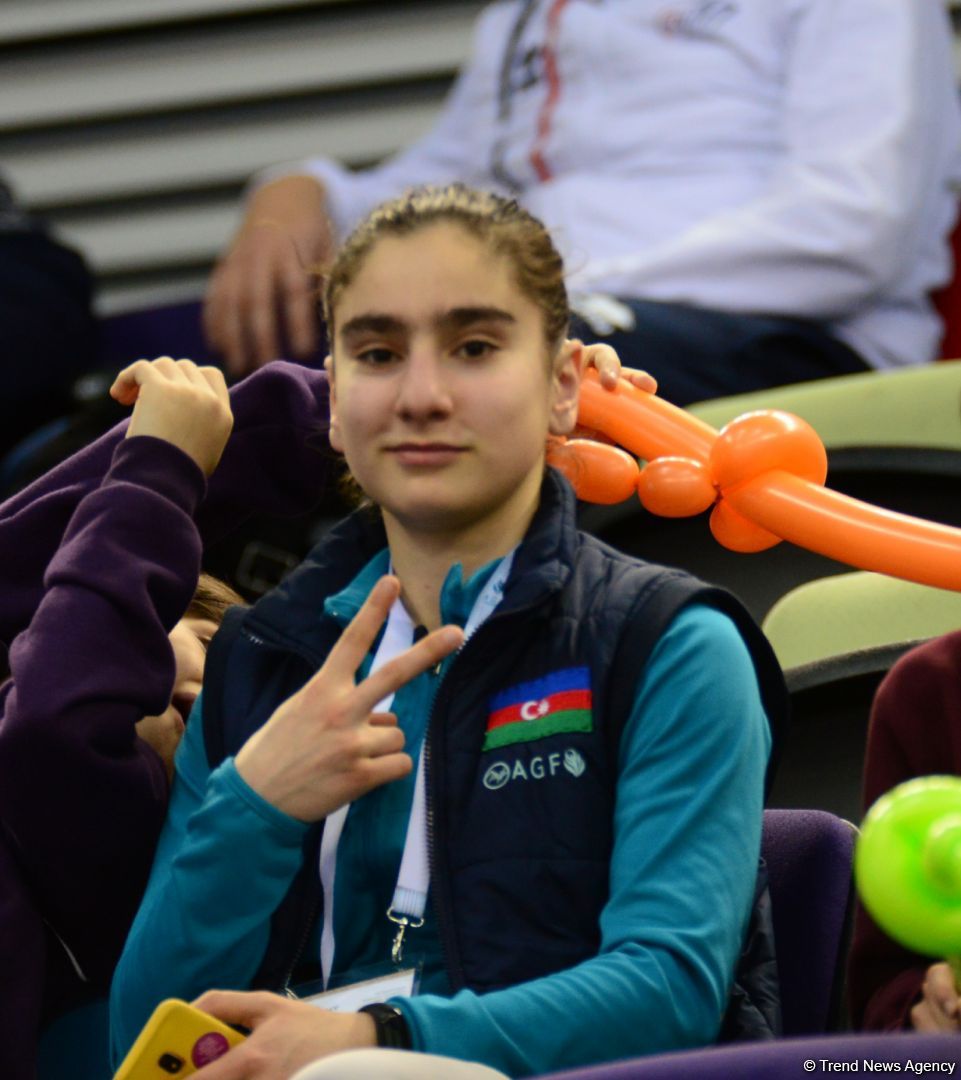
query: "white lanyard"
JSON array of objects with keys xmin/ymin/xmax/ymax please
[{"xmin": 318, "ymin": 553, "xmax": 514, "ymax": 985}]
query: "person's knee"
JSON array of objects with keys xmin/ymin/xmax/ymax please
[
  {"xmin": 290, "ymin": 1048, "xmax": 417, "ymax": 1080},
  {"xmin": 290, "ymin": 1048, "xmax": 509, "ymax": 1080}
]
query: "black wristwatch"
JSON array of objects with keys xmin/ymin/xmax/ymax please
[{"xmin": 359, "ymin": 1002, "xmax": 412, "ymax": 1050}]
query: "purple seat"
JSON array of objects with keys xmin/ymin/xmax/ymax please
[
  {"xmin": 97, "ymin": 297, "xmax": 328, "ymax": 373},
  {"xmin": 97, "ymin": 298, "xmax": 214, "ymax": 371},
  {"xmin": 534, "ymin": 809, "xmax": 863, "ymax": 1080},
  {"xmin": 537, "ymin": 1033, "xmax": 960, "ymax": 1079},
  {"xmin": 762, "ymin": 808, "xmax": 857, "ymax": 1036}
]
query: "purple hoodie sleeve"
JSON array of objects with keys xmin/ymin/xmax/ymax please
[
  {"xmin": 0, "ymin": 361, "xmax": 331, "ymax": 650},
  {"xmin": 0, "ymin": 434, "xmax": 206, "ymax": 987},
  {"xmin": 0, "ymin": 362, "xmax": 331, "ymax": 989}
]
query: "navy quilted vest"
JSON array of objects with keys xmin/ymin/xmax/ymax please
[{"xmin": 202, "ymin": 471, "xmax": 787, "ymax": 1000}]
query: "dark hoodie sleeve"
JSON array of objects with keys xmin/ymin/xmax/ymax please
[
  {"xmin": 0, "ymin": 435, "xmax": 206, "ymax": 988},
  {"xmin": 0, "ymin": 363, "xmax": 331, "ymax": 989},
  {"xmin": 195, "ymin": 360, "xmax": 334, "ymax": 539},
  {"xmin": 0, "ymin": 831, "xmax": 47, "ymax": 1077},
  {"xmin": 847, "ymin": 630, "xmax": 961, "ymax": 1030},
  {"xmin": 0, "ymin": 362, "xmax": 332, "ymax": 651}
]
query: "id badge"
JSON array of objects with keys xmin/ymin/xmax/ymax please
[{"xmin": 299, "ymin": 965, "xmax": 419, "ymax": 1012}]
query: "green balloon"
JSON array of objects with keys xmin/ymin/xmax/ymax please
[{"xmin": 856, "ymin": 775, "xmax": 961, "ymax": 957}]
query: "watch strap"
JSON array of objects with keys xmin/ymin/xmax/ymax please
[{"xmin": 359, "ymin": 1002, "xmax": 412, "ymax": 1050}]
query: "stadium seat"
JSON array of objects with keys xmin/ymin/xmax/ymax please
[
  {"xmin": 97, "ymin": 297, "xmax": 214, "ymax": 372},
  {"xmin": 536, "ymin": 810, "xmax": 874, "ymax": 1076},
  {"xmin": 687, "ymin": 360, "xmax": 961, "ymax": 452},
  {"xmin": 760, "ymin": 573, "xmax": 961, "ymax": 820},
  {"xmin": 96, "ymin": 297, "xmax": 327, "ymax": 373},
  {"xmin": 761, "ymin": 809, "xmax": 857, "ymax": 1035}
]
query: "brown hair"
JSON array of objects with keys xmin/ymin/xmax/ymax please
[
  {"xmin": 322, "ymin": 184, "xmax": 570, "ymax": 351},
  {"xmin": 185, "ymin": 573, "xmax": 245, "ymax": 625}
]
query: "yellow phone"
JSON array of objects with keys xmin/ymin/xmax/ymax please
[{"xmin": 113, "ymin": 998, "xmax": 246, "ymax": 1078}]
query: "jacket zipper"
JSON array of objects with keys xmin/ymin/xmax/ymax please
[
  {"xmin": 239, "ymin": 624, "xmax": 328, "ymax": 993},
  {"xmin": 280, "ymin": 888, "xmax": 322, "ymax": 997}
]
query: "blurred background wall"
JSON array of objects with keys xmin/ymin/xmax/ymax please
[
  {"xmin": 3, "ymin": 0, "xmax": 959, "ymax": 316},
  {"xmin": 0, "ymin": 0, "xmax": 485, "ymax": 314}
]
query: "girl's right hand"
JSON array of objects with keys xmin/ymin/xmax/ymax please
[
  {"xmin": 110, "ymin": 356, "xmax": 234, "ymax": 478},
  {"xmin": 234, "ymin": 576, "xmax": 464, "ymax": 822}
]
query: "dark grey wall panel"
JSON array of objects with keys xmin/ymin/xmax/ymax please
[
  {"xmin": 0, "ymin": 1, "xmax": 484, "ymax": 311},
  {"xmin": 2, "ymin": 0, "xmax": 954, "ymax": 314}
]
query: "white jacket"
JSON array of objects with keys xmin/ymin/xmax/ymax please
[{"xmin": 281, "ymin": 0, "xmax": 961, "ymax": 370}]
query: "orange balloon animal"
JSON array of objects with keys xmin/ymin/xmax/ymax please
[{"xmin": 546, "ymin": 370, "xmax": 961, "ymax": 591}]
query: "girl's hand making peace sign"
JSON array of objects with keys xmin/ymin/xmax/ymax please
[{"xmin": 234, "ymin": 576, "xmax": 463, "ymax": 822}]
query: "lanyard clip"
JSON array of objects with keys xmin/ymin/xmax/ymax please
[{"xmin": 387, "ymin": 908, "xmax": 425, "ymax": 966}]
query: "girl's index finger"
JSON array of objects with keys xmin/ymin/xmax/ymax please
[
  {"xmin": 319, "ymin": 575, "xmax": 402, "ymax": 680},
  {"xmin": 354, "ymin": 624, "xmax": 464, "ymax": 714},
  {"xmin": 109, "ymin": 359, "xmax": 153, "ymax": 405},
  {"xmin": 110, "ymin": 356, "xmax": 181, "ymax": 405}
]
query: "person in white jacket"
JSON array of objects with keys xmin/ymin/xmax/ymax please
[{"xmin": 204, "ymin": 0, "xmax": 961, "ymax": 404}]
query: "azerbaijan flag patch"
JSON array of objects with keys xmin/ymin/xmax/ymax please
[{"xmin": 483, "ymin": 666, "xmax": 593, "ymax": 751}]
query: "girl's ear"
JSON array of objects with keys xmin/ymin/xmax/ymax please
[
  {"xmin": 325, "ymin": 354, "xmax": 344, "ymax": 452},
  {"xmin": 548, "ymin": 339, "xmax": 583, "ymax": 437}
]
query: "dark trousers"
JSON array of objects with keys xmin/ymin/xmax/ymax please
[{"xmin": 571, "ymin": 299, "xmax": 870, "ymax": 406}]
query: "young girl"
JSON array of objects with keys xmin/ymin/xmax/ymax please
[{"xmin": 110, "ymin": 186, "xmax": 783, "ymax": 1079}]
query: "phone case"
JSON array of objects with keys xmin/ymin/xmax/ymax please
[{"xmin": 113, "ymin": 998, "xmax": 246, "ymax": 1079}]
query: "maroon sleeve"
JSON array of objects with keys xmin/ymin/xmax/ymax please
[{"xmin": 847, "ymin": 631, "xmax": 961, "ymax": 1030}]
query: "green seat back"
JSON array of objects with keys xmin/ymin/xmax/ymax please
[
  {"xmin": 689, "ymin": 363, "xmax": 961, "ymax": 450},
  {"xmin": 762, "ymin": 572, "xmax": 961, "ymax": 672}
]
